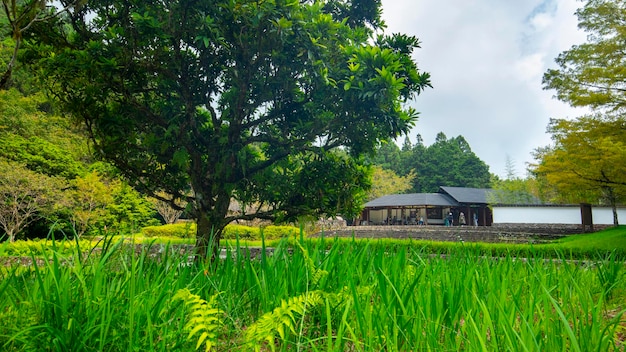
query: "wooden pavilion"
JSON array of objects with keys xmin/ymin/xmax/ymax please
[{"xmin": 359, "ymin": 186, "xmax": 493, "ymax": 226}]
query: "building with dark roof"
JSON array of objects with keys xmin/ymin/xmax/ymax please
[{"xmin": 359, "ymin": 186, "xmax": 493, "ymax": 226}]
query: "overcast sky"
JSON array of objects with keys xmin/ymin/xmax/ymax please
[{"xmin": 380, "ymin": 0, "xmax": 589, "ymax": 178}]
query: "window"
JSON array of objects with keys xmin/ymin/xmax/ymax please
[{"xmin": 427, "ymin": 207, "xmax": 442, "ymax": 219}]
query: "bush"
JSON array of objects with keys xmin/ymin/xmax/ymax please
[
  {"xmin": 222, "ymin": 225, "xmax": 258, "ymax": 239},
  {"xmin": 140, "ymin": 223, "xmax": 302, "ymax": 240},
  {"xmin": 0, "ymin": 238, "xmax": 95, "ymax": 257},
  {"xmin": 141, "ymin": 223, "xmax": 196, "ymax": 238},
  {"xmin": 259, "ymin": 225, "xmax": 301, "ymax": 239}
]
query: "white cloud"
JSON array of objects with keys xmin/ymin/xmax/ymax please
[
  {"xmin": 514, "ymin": 53, "xmax": 546, "ymax": 83},
  {"xmin": 380, "ymin": 0, "xmax": 587, "ymax": 178},
  {"xmin": 530, "ymin": 12, "xmax": 554, "ymax": 31}
]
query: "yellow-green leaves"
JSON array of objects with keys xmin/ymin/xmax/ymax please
[
  {"xmin": 244, "ymin": 290, "xmax": 325, "ymax": 351},
  {"xmin": 69, "ymin": 171, "xmax": 117, "ymax": 237},
  {"xmin": 532, "ymin": 115, "xmax": 626, "ymax": 207},
  {"xmin": 0, "ymin": 161, "xmax": 65, "ymax": 242},
  {"xmin": 369, "ymin": 165, "xmax": 415, "ymax": 201},
  {"xmin": 173, "ymin": 289, "xmax": 222, "ymax": 352},
  {"xmin": 543, "ymin": 0, "xmax": 626, "ymax": 111}
]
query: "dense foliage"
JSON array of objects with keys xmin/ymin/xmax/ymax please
[
  {"xmin": 536, "ymin": 0, "xmax": 626, "ymax": 222},
  {"xmin": 543, "ymin": 0, "xmax": 626, "ymax": 111},
  {"xmin": 368, "ymin": 132, "xmax": 492, "ymax": 193},
  {"xmin": 533, "ymin": 116, "xmax": 626, "ymax": 204},
  {"xmin": 0, "ymin": 160, "xmax": 64, "ymax": 242},
  {"xmin": 0, "ymin": 88, "xmax": 160, "ymax": 240},
  {"xmin": 24, "ymin": 0, "xmax": 431, "ymax": 258},
  {"xmin": 141, "ymin": 223, "xmax": 300, "ymax": 240},
  {"xmin": 488, "ymin": 175, "xmax": 542, "ymax": 205},
  {"xmin": 367, "ymin": 165, "xmax": 415, "ymax": 200}
]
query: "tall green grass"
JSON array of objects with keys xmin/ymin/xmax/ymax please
[{"xmin": 0, "ymin": 235, "xmax": 624, "ymax": 351}]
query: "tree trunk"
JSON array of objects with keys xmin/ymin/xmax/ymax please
[
  {"xmin": 606, "ymin": 187, "xmax": 619, "ymax": 226},
  {"xmin": 0, "ymin": 35, "xmax": 20, "ymax": 90},
  {"xmin": 194, "ymin": 206, "xmax": 228, "ymax": 263},
  {"xmin": 0, "ymin": 68, "xmax": 12, "ymax": 90}
]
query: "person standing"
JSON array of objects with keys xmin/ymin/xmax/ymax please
[
  {"xmin": 459, "ymin": 212, "xmax": 466, "ymax": 226},
  {"xmin": 446, "ymin": 212, "xmax": 453, "ymax": 226},
  {"xmin": 473, "ymin": 212, "xmax": 478, "ymax": 227}
]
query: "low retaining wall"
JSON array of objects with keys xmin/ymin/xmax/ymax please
[
  {"xmin": 492, "ymin": 223, "xmax": 612, "ymax": 234},
  {"xmin": 315, "ymin": 224, "xmax": 601, "ymax": 243}
]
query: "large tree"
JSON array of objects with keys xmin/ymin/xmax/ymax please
[
  {"xmin": 409, "ymin": 133, "xmax": 491, "ymax": 193},
  {"xmin": 532, "ymin": 116, "xmax": 626, "ymax": 225},
  {"xmin": 540, "ymin": 0, "xmax": 626, "ymax": 225},
  {"xmin": 0, "ymin": 0, "xmax": 80, "ymax": 89},
  {"xmin": 27, "ymin": 0, "xmax": 430, "ymax": 258},
  {"xmin": 0, "ymin": 160, "xmax": 63, "ymax": 242},
  {"xmin": 368, "ymin": 166, "xmax": 415, "ymax": 201},
  {"xmin": 368, "ymin": 132, "xmax": 491, "ymax": 193},
  {"xmin": 543, "ymin": 0, "xmax": 626, "ymax": 111}
]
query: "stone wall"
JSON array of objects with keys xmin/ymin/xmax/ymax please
[
  {"xmin": 318, "ymin": 223, "xmax": 615, "ymax": 243},
  {"xmin": 491, "ymin": 223, "xmax": 612, "ymax": 234}
]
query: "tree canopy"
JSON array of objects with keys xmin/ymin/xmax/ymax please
[
  {"xmin": 532, "ymin": 115, "xmax": 626, "ymax": 224},
  {"xmin": 26, "ymin": 0, "xmax": 431, "ymax": 258},
  {"xmin": 368, "ymin": 166, "xmax": 415, "ymax": 201},
  {"xmin": 369, "ymin": 133, "xmax": 491, "ymax": 194},
  {"xmin": 0, "ymin": 0, "xmax": 81, "ymax": 89},
  {"xmin": 411, "ymin": 133, "xmax": 491, "ymax": 192},
  {"xmin": 539, "ymin": 0, "xmax": 626, "ymax": 224},
  {"xmin": 0, "ymin": 159, "xmax": 64, "ymax": 242},
  {"xmin": 543, "ymin": 0, "xmax": 626, "ymax": 111}
]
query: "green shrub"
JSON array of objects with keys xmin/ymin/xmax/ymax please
[
  {"xmin": 140, "ymin": 223, "xmax": 302, "ymax": 240},
  {"xmin": 259, "ymin": 225, "xmax": 301, "ymax": 239},
  {"xmin": 141, "ymin": 223, "xmax": 196, "ymax": 238},
  {"xmin": 0, "ymin": 238, "xmax": 96, "ymax": 257},
  {"xmin": 222, "ymin": 224, "xmax": 258, "ymax": 239}
]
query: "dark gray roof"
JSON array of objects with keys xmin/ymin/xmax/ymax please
[
  {"xmin": 365, "ymin": 193, "xmax": 457, "ymax": 208},
  {"xmin": 439, "ymin": 186, "xmax": 492, "ymax": 204}
]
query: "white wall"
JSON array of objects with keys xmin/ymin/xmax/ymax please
[
  {"xmin": 492, "ymin": 206, "xmax": 625, "ymax": 225},
  {"xmin": 592, "ymin": 207, "xmax": 626, "ymax": 224}
]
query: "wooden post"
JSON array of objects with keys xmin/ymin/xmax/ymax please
[{"xmin": 580, "ymin": 203, "xmax": 593, "ymax": 232}]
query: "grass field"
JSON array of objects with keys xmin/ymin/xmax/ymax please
[
  {"xmin": 225, "ymin": 225, "xmax": 626, "ymax": 260},
  {"xmin": 554, "ymin": 226, "xmax": 626, "ymax": 250},
  {"xmin": 0, "ymin": 226, "xmax": 624, "ymax": 351}
]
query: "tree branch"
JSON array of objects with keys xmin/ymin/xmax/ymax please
[{"xmin": 570, "ymin": 167, "xmax": 626, "ymax": 187}]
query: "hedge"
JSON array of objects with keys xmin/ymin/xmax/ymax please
[{"xmin": 140, "ymin": 223, "xmax": 302, "ymax": 240}]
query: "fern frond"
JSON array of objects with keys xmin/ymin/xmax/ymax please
[
  {"xmin": 295, "ymin": 241, "xmax": 328, "ymax": 285},
  {"xmin": 173, "ymin": 288, "xmax": 221, "ymax": 352},
  {"xmin": 245, "ymin": 290, "xmax": 325, "ymax": 351}
]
